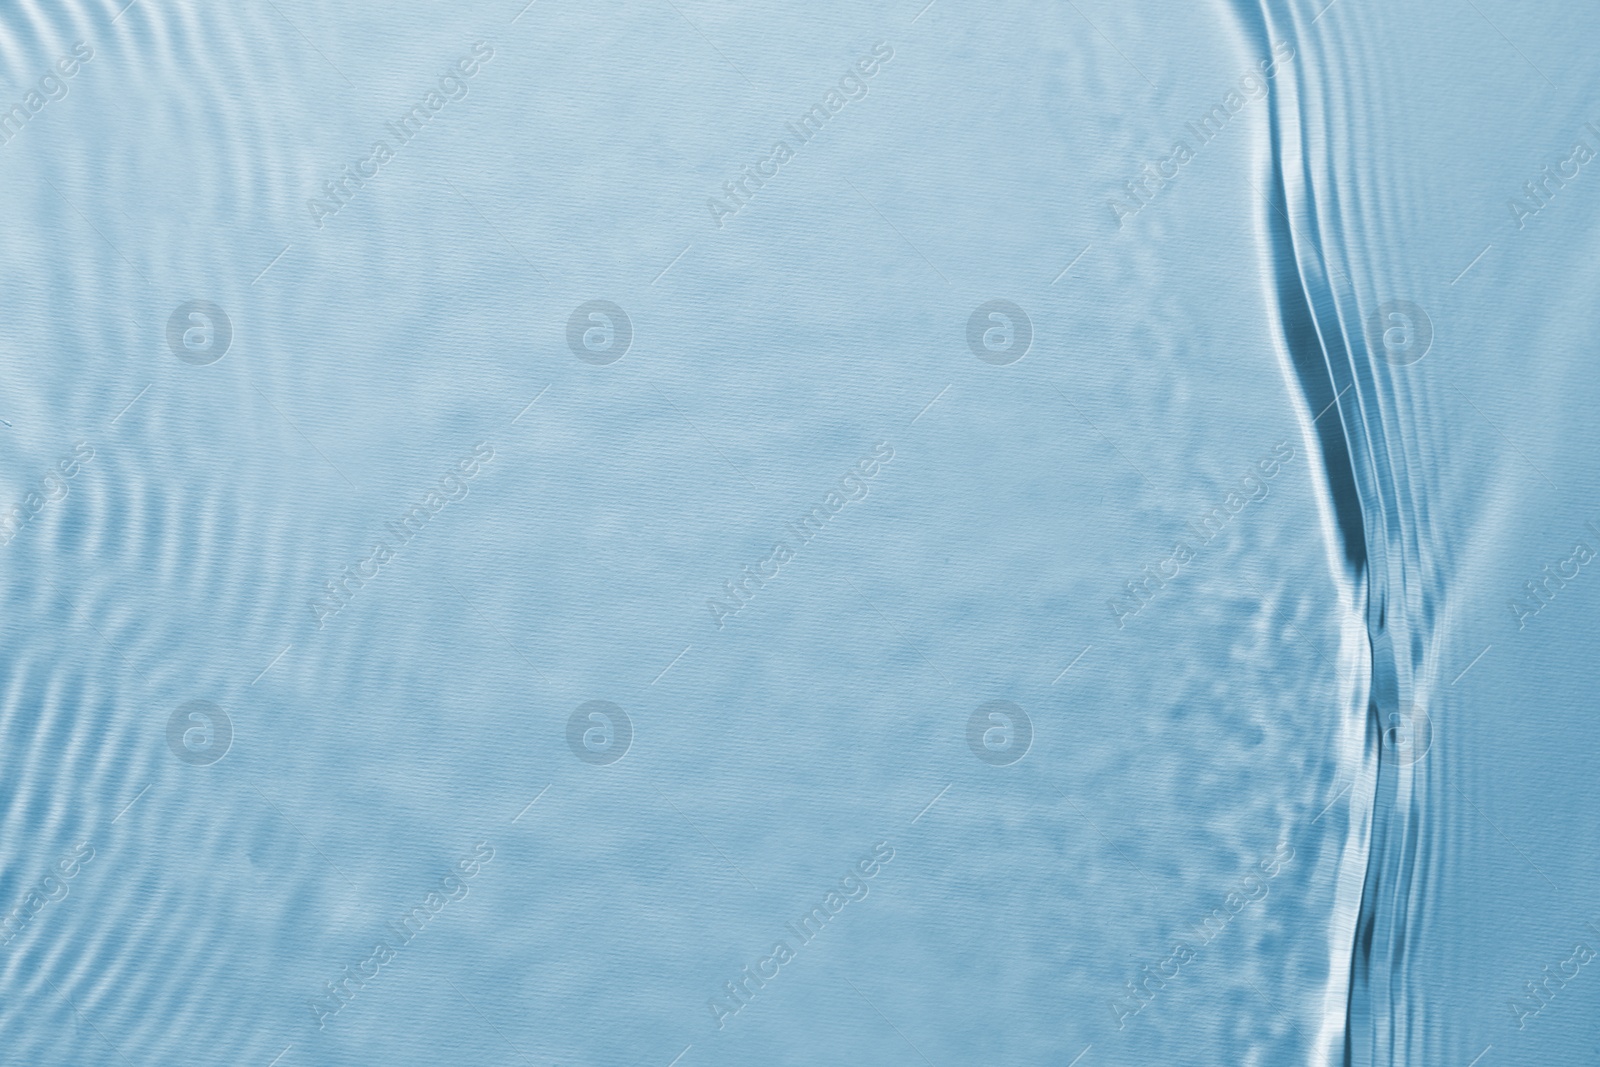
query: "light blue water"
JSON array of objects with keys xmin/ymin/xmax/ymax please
[{"xmin": 1, "ymin": 1, "xmax": 1597, "ymax": 1064}]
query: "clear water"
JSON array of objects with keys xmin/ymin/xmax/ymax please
[{"xmin": 1, "ymin": 1, "xmax": 1596, "ymax": 1064}]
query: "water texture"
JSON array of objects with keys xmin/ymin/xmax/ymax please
[{"xmin": 0, "ymin": 1, "xmax": 1597, "ymax": 1065}]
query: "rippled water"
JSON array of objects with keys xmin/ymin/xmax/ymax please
[{"xmin": 1, "ymin": 1, "xmax": 1597, "ymax": 1064}]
